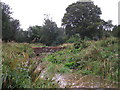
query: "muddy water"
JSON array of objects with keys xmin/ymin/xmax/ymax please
[{"xmin": 52, "ymin": 74, "xmax": 118, "ymax": 88}]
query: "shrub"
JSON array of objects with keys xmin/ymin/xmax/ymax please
[
  {"xmin": 66, "ymin": 34, "xmax": 81, "ymax": 43},
  {"xmin": 74, "ymin": 40, "xmax": 90, "ymax": 49}
]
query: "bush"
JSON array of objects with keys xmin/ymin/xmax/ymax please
[
  {"xmin": 74, "ymin": 40, "xmax": 90, "ymax": 49},
  {"xmin": 66, "ymin": 34, "xmax": 81, "ymax": 43}
]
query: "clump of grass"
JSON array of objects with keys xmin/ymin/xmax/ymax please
[
  {"xmin": 33, "ymin": 78, "xmax": 59, "ymax": 88},
  {"xmin": 2, "ymin": 43, "xmax": 34, "ymax": 88},
  {"xmin": 2, "ymin": 43, "xmax": 50, "ymax": 88},
  {"xmin": 45, "ymin": 63, "xmax": 71, "ymax": 76}
]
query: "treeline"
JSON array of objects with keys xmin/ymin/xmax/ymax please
[
  {"xmin": 1, "ymin": 1, "xmax": 119, "ymax": 46},
  {"xmin": 15, "ymin": 19, "xmax": 66, "ymax": 46}
]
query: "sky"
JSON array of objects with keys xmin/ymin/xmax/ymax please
[{"xmin": 1, "ymin": 0, "xmax": 119, "ymax": 30}]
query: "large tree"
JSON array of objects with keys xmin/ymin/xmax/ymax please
[{"xmin": 62, "ymin": 0, "xmax": 103, "ymax": 39}]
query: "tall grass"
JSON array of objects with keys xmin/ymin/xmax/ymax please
[
  {"xmin": 2, "ymin": 43, "xmax": 58, "ymax": 88},
  {"xmin": 2, "ymin": 37, "xmax": 119, "ymax": 88},
  {"xmin": 43, "ymin": 37, "xmax": 119, "ymax": 83}
]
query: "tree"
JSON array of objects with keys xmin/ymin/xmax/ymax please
[
  {"xmin": 112, "ymin": 25, "xmax": 120, "ymax": 38},
  {"xmin": 52, "ymin": 27, "xmax": 67, "ymax": 45},
  {"xmin": 2, "ymin": 2, "xmax": 20, "ymax": 42},
  {"xmin": 2, "ymin": 2, "xmax": 12, "ymax": 41},
  {"xmin": 26, "ymin": 17, "xmax": 61, "ymax": 45},
  {"xmin": 103, "ymin": 20, "xmax": 113, "ymax": 31},
  {"xmin": 27, "ymin": 19, "xmax": 66, "ymax": 45},
  {"xmin": 15, "ymin": 29, "xmax": 30, "ymax": 42},
  {"xmin": 62, "ymin": 0, "xmax": 103, "ymax": 39},
  {"xmin": 27, "ymin": 25, "xmax": 43, "ymax": 43},
  {"xmin": 41, "ymin": 18, "xmax": 58, "ymax": 46},
  {"xmin": 9, "ymin": 19, "xmax": 20, "ymax": 40}
]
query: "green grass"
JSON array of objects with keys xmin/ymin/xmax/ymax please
[
  {"xmin": 43, "ymin": 37, "xmax": 119, "ymax": 83},
  {"xmin": 2, "ymin": 37, "xmax": 119, "ymax": 88},
  {"xmin": 2, "ymin": 43, "xmax": 58, "ymax": 88}
]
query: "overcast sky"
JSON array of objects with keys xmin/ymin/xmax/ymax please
[{"xmin": 1, "ymin": 0, "xmax": 119, "ymax": 30}]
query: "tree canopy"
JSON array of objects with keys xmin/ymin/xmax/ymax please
[
  {"xmin": 41, "ymin": 18, "xmax": 58, "ymax": 45},
  {"xmin": 62, "ymin": 0, "xmax": 105, "ymax": 39},
  {"xmin": 25, "ymin": 17, "xmax": 66, "ymax": 46}
]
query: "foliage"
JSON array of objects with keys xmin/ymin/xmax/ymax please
[
  {"xmin": 2, "ymin": 43, "xmax": 33, "ymax": 88},
  {"xmin": 38, "ymin": 18, "xmax": 58, "ymax": 46},
  {"xmin": 1, "ymin": 1, "xmax": 116, "ymax": 45},
  {"xmin": 73, "ymin": 40, "xmax": 91, "ymax": 49},
  {"xmin": 21, "ymin": 17, "xmax": 66, "ymax": 46},
  {"xmin": 27, "ymin": 25, "xmax": 43, "ymax": 43},
  {"xmin": 112, "ymin": 25, "xmax": 120, "ymax": 38},
  {"xmin": 66, "ymin": 34, "xmax": 81, "ymax": 43},
  {"xmin": 1, "ymin": 1, "xmax": 119, "ymax": 88},
  {"xmin": 51, "ymin": 28, "xmax": 67, "ymax": 46},
  {"xmin": 2, "ymin": 2, "xmax": 20, "ymax": 42},
  {"xmin": 2, "ymin": 37, "xmax": 119, "ymax": 88},
  {"xmin": 15, "ymin": 29, "xmax": 30, "ymax": 42},
  {"xmin": 46, "ymin": 63, "xmax": 70, "ymax": 75},
  {"xmin": 43, "ymin": 37, "xmax": 119, "ymax": 83},
  {"xmin": 33, "ymin": 78, "xmax": 58, "ymax": 88},
  {"xmin": 2, "ymin": 43, "xmax": 60, "ymax": 88},
  {"xmin": 62, "ymin": 0, "xmax": 104, "ymax": 39}
]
